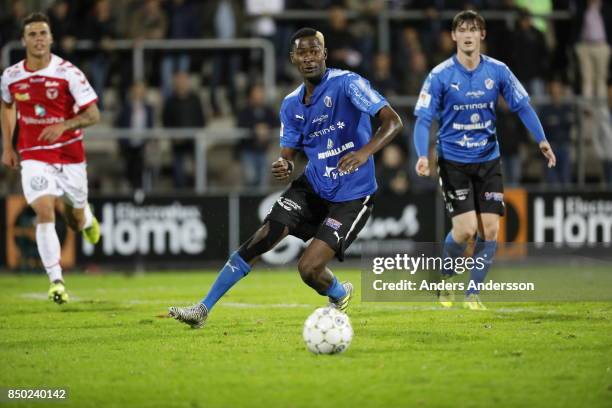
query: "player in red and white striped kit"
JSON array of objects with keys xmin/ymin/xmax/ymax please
[{"xmin": 1, "ymin": 12, "xmax": 101, "ymax": 304}]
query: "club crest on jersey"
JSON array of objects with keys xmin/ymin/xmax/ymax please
[
  {"xmin": 470, "ymin": 113, "xmax": 481, "ymax": 123},
  {"xmin": 485, "ymin": 78, "xmax": 494, "ymax": 90},
  {"xmin": 327, "ymin": 138, "xmax": 334, "ymax": 149},
  {"xmin": 324, "ymin": 95, "xmax": 332, "ymax": 108},
  {"xmin": 30, "ymin": 176, "xmax": 49, "ymax": 191},
  {"xmin": 35, "ymin": 104, "xmax": 46, "ymax": 117},
  {"xmin": 46, "ymin": 88, "xmax": 59, "ymax": 100}
]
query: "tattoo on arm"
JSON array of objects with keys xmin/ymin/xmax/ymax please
[{"xmin": 63, "ymin": 105, "xmax": 100, "ymax": 130}]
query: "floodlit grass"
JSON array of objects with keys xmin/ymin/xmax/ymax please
[{"xmin": 0, "ymin": 269, "xmax": 610, "ymax": 408}]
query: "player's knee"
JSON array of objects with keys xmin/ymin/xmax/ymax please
[
  {"xmin": 297, "ymin": 257, "xmax": 323, "ymax": 287},
  {"xmin": 482, "ymin": 222, "xmax": 499, "ymax": 241},
  {"xmin": 238, "ymin": 220, "xmax": 287, "ymax": 262},
  {"xmin": 453, "ymin": 223, "xmax": 477, "ymax": 242},
  {"xmin": 34, "ymin": 206, "xmax": 55, "ymax": 224}
]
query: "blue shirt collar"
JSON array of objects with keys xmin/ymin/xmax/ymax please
[
  {"xmin": 452, "ymin": 54, "xmax": 484, "ymax": 75},
  {"xmin": 298, "ymin": 68, "xmax": 331, "ymax": 106}
]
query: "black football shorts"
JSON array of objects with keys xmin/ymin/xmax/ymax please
[
  {"xmin": 437, "ymin": 157, "xmax": 505, "ymax": 217},
  {"xmin": 264, "ymin": 174, "xmax": 374, "ymax": 261}
]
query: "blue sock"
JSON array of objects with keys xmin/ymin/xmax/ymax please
[
  {"xmin": 466, "ymin": 237, "xmax": 497, "ymax": 295},
  {"xmin": 202, "ymin": 251, "xmax": 251, "ymax": 312},
  {"xmin": 325, "ymin": 276, "xmax": 347, "ymax": 300},
  {"xmin": 442, "ymin": 231, "xmax": 467, "ymax": 277}
]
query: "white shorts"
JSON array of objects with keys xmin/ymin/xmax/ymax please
[{"xmin": 20, "ymin": 159, "xmax": 89, "ymax": 208}]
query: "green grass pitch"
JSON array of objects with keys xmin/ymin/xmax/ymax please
[{"xmin": 0, "ymin": 269, "xmax": 611, "ymax": 408}]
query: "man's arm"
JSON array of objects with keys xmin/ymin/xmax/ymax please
[
  {"xmin": 413, "ymin": 116, "xmax": 432, "ymax": 176},
  {"xmin": 337, "ymin": 105, "xmax": 403, "ymax": 172},
  {"xmin": 38, "ymin": 103, "xmax": 101, "ymax": 142},
  {"xmin": 271, "ymin": 147, "xmax": 299, "ymax": 181},
  {"xmin": 1, "ymin": 101, "xmax": 18, "ymax": 169}
]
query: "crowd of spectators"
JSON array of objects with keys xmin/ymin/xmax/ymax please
[{"xmin": 0, "ymin": 0, "xmax": 611, "ymax": 192}]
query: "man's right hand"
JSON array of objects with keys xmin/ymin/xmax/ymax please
[
  {"xmin": 415, "ymin": 156, "xmax": 430, "ymax": 177},
  {"xmin": 1, "ymin": 148, "xmax": 18, "ymax": 169},
  {"xmin": 271, "ymin": 158, "xmax": 293, "ymax": 181}
]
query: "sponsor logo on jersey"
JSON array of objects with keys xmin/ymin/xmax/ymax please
[
  {"xmin": 327, "ymin": 138, "xmax": 334, "ymax": 149},
  {"xmin": 312, "ymin": 114, "xmax": 328, "ymax": 125},
  {"xmin": 470, "ymin": 113, "xmax": 481, "ymax": 123},
  {"xmin": 324, "ymin": 95, "xmax": 333, "ymax": 108},
  {"xmin": 30, "ymin": 176, "xmax": 49, "ymax": 191},
  {"xmin": 22, "ymin": 116, "xmax": 64, "ymax": 125},
  {"xmin": 16, "ymin": 83, "xmax": 30, "ymax": 90},
  {"xmin": 45, "ymin": 81, "xmax": 60, "ymax": 87},
  {"xmin": 485, "ymin": 78, "xmax": 494, "ymax": 90},
  {"xmin": 295, "ymin": 114, "xmax": 304, "ymax": 121},
  {"xmin": 30, "ymin": 77, "xmax": 45, "ymax": 83},
  {"xmin": 450, "ymin": 82, "xmax": 460, "ymax": 91},
  {"xmin": 318, "ymin": 141, "xmax": 355, "ymax": 160},
  {"xmin": 34, "ymin": 104, "xmax": 46, "ymax": 117},
  {"xmin": 484, "ymin": 192, "xmax": 504, "ymax": 202},
  {"xmin": 448, "ymin": 188, "xmax": 470, "ymax": 201},
  {"xmin": 15, "ymin": 93, "xmax": 30, "ymax": 101},
  {"xmin": 452, "ymin": 120, "xmax": 493, "ymax": 131},
  {"xmin": 452, "ymin": 102, "xmax": 492, "ymax": 111},
  {"xmin": 416, "ymin": 91, "xmax": 431, "ymax": 109},
  {"xmin": 466, "ymin": 90, "xmax": 485, "ymax": 98},
  {"xmin": 276, "ymin": 197, "xmax": 301, "ymax": 212},
  {"xmin": 454, "ymin": 134, "xmax": 490, "ymax": 147},
  {"xmin": 323, "ymin": 165, "xmax": 358, "ymax": 179},
  {"xmin": 324, "ymin": 217, "xmax": 343, "ymax": 231},
  {"xmin": 308, "ymin": 121, "xmax": 346, "ymax": 138}
]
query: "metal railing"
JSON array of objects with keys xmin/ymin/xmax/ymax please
[
  {"xmin": 1, "ymin": 38, "xmax": 277, "ymax": 102},
  {"xmin": 83, "ymin": 127, "xmax": 250, "ymax": 193}
]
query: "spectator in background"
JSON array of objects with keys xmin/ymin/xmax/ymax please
[
  {"xmin": 572, "ymin": 0, "xmax": 611, "ymax": 102},
  {"xmin": 497, "ymin": 98, "xmax": 528, "ymax": 185},
  {"xmin": 377, "ymin": 144, "xmax": 410, "ymax": 195},
  {"xmin": 202, "ymin": 0, "xmax": 243, "ymax": 116},
  {"xmin": 47, "ymin": 0, "xmax": 77, "ymax": 60},
  {"xmin": 127, "ymin": 0, "xmax": 167, "ymax": 89},
  {"xmin": 83, "ymin": 0, "xmax": 117, "ymax": 110},
  {"xmin": 371, "ymin": 53, "xmax": 399, "ymax": 97},
  {"xmin": 236, "ymin": 83, "xmax": 276, "ymax": 189},
  {"xmin": 162, "ymin": 71, "xmax": 206, "ymax": 189},
  {"xmin": 161, "ymin": 0, "xmax": 200, "ymax": 98},
  {"xmin": 0, "ymin": 0, "xmax": 27, "ymax": 48},
  {"xmin": 403, "ymin": 50, "xmax": 428, "ymax": 95},
  {"xmin": 510, "ymin": 9, "xmax": 549, "ymax": 97},
  {"xmin": 115, "ymin": 82, "xmax": 154, "ymax": 191},
  {"xmin": 430, "ymin": 30, "xmax": 455, "ymax": 67},
  {"xmin": 539, "ymin": 80, "xmax": 575, "ymax": 185},
  {"xmin": 324, "ymin": 6, "xmax": 363, "ymax": 73}
]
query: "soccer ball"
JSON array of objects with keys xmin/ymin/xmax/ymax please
[{"xmin": 303, "ymin": 307, "xmax": 353, "ymax": 354}]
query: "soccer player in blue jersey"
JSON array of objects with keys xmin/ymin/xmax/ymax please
[
  {"xmin": 413, "ymin": 11, "xmax": 556, "ymax": 310},
  {"xmin": 169, "ymin": 28, "xmax": 403, "ymax": 328}
]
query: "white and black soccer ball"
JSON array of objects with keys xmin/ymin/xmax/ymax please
[{"xmin": 303, "ymin": 307, "xmax": 353, "ymax": 354}]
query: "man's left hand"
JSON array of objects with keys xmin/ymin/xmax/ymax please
[
  {"xmin": 539, "ymin": 140, "xmax": 556, "ymax": 168},
  {"xmin": 338, "ymin": 150, "xmax": 368, "ymax": 173},
  {"xmin": 39, "ymin": 123, "xmax": 68, "ymax": 143}
]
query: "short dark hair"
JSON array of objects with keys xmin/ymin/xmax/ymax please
[
  {"xmin": 289, "ymin": 27, "xmax": 325, "ymax": 51},
  {"xmin": 451, "ymin": 10, "xmax": 485, "ymax": 31},
  {"xmin": 21, "ymin": 12, "xmax": 51, "ymax": 37}
]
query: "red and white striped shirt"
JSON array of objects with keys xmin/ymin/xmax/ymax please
[{"xmin": 1, "ymin": 54, "xmax": 98, "ymax": 164}]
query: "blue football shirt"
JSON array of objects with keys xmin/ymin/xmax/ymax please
[
  {"xmin": 280, "ymin": 68, "xmax": 388, "ymax": 202},
  {"xmin": 414, "ymin": 55, "xmax": 530, "ymax": 163}
]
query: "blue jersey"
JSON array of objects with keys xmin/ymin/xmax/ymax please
[
  {"xmin": 414, "ymin": 55, "xmax": 530, "ymax": 163},
  {"xmin": 280, "ymin": 68, "xmax": 388, "ymax": 202}
]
